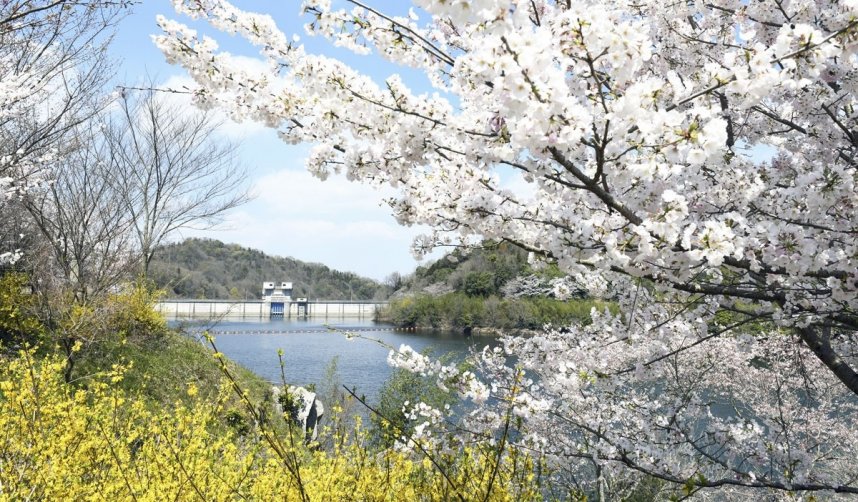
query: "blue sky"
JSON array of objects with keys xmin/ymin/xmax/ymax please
[{"xmin": 111, "ymin": 1, "xmax": 438, "ymax": 281}]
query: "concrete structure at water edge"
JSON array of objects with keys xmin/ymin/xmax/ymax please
[
  {"xmin": 262, "ymin": 281, "xmax": 293, "ymax": 317},
  {"xmin": 155, "ymin": 298, "xmax": 387, "ymax": 319},
  {"xmin": 262, "ymin": 281, "xmax": 293, "ymax": 301},
  {"xmin": 155, "ymin": 281, "xmax": 387, "ymax": 319}
]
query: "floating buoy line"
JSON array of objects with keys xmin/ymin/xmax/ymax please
[{"xmin": 185, "ymin": 326, "xmax": 416, "ymax": 336}]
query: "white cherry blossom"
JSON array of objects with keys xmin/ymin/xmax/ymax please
[{"xmin": 156, "ymin": 1, "xmax": 858, "ymax": 497}]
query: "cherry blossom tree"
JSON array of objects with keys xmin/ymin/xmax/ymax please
[
  {"xmin": 0, "ymin": 1, "xmax": 127, "ymax": 265},
  {"xmin": 22, "ymin": 121, "xmax": 136, "ymax": 301},
  {"xmin": 155, "ymin": 1, "xmax": 858, "ymax": 497}
]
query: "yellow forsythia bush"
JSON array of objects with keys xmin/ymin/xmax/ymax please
[
  {"xmin": 103, "ymin": 281, "xmax": 168, "ymax": 342},
  {"xmin": 0, "ymin": 349, "xmax": 543, "ymax": 501},
  {"xmin": 0, "ymin": 273, "xmax": 42, "ymax": 343}
]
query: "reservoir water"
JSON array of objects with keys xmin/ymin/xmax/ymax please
[{"xmin": 175, "ymin": 317, "xmax": 493, "ymax": 404}]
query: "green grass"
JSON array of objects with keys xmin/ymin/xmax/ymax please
[{"xmin": 71, "ymin": 328, "xmax": 271, "ymax": 410}]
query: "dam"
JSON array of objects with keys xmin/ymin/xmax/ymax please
[
  {"xmin": 156, "ymin": 281, "xmax": 387, "ymax": 319},
  {"xmin": 155, "ymin": 299, "xmax": 387, "ymax": 320}
]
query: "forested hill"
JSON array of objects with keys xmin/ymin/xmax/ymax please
[
  {"xmin": 148, "ymin": 238, "xmax": 389, "ymax": 300},
  {"xmin": 391, "ymin": 240, "xmax": 565, "ymax": 298},
  {"xmin": 379, "ymin": 241, "xmax": 607, "ymax": 331}
]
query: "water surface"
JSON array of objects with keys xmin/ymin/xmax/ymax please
[{"xmin": 176, "ymin": 318, "xmax": 493, "ymax": 404}]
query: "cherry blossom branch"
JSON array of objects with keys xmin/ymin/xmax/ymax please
[
  {"xmin": 549, "ymin": 411, "xmax": 858, "ymax": 494},
  {"xmin": 613, "ymin": 311, "xmax": 774, "ymax": 376},
  {"xmin": 665, "ymin": 20, "xmax": 858, "ymax": 113},
  {"xmin": 344, "ymin": 0, "xmax": 455, "ymax": 66}
]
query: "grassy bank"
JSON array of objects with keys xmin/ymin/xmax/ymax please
[
  {"xmin": 378, "ymin": 292, "xmax": 618, "ymax": 331},
  {"xmin": 0, "ymin": 274, "xmax": 270, "ymax": 412},
  {"xmin": 73, "ymin": 325, "xmax": 271, "ymax": 408}
]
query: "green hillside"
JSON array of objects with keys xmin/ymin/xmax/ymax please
[
  {"xmin": 380, "ymin": 241, "xmax": 608, "ymax": 331},
  {"xmin": 148, "ymin": 238, "xmax": 388, "ymax": 300},
  {"xmin": 394, "ymin": 240, "xmax": 562, "ymax": 296}
]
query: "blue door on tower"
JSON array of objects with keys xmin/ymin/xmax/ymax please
[{"xmin": 271, "ymin": 302, "xmax": 284, "ymax": 317}]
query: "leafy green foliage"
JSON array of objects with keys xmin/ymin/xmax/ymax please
[
  {"xmin": 463, "ymin": 271, "xmax": 496, "ymax": 297},
  {"xmin": 0, "ymin": 269, "xmax": 270, "ymax": 411},
  {"xmin": 370, "ymin": 350, "xmax": 458, "ymax": 447},
  {"xmin": 399, "ymin": 241, "xmax": 532, "ymax": 296},
  {"xmin": 45, "ymin": 281, "xmax": 268, "ymax": 408},
  {"xmin": 381, "ymin": 293, "xmax": 618, "ymax": 330},
  {"xmin": 148, "ymin": 238, "xmax": 388, "ymax": 300}
]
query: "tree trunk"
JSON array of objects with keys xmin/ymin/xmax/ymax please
[{"xmin": 799, "ymin": 326, "xmax": 858, "ymax": 397}]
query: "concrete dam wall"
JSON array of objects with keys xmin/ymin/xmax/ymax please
[{"xmin": 156, "ymin": 299, "xmax": 387, "ymax": 319}]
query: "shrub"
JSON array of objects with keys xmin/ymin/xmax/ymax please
[
  {"xmin": 0, "ymin": 273, "xmax": 42, "ymax": 345},
  {"xmin": 103, "ymin": 281, "xmax": 168, "ymax": 342},
  {"xmin": 462, "ymin": 271, "xmax": 496, "ymax": 297},
  {"xmin": 0, "ymin": 348, "xmax": 546, "ymax": 500},
  {"xmin": 371, "ymin": 350, "xmax": 458, "ymax": 447}
]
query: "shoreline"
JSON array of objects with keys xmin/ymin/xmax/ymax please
[{"xmin": 384, "ymin": 323, "xmax": 541, "ymax": 338}]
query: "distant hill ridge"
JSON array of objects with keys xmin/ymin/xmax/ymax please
[{"xmin": 149, "ymin": 238, "xmax": 389, "ymax": 300}]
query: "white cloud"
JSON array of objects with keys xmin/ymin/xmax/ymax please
[
  {"xmin": 177, "ymin": 167, "xmax": 433, "ymax": 280},
  {"xmin": 156, "ymin": 73, "xmax": 273, "ymax": 141},
  {"xmin": 147, "ymin": 71, "xmax": 438, "ymax": 281},
  {"xmin": 253, "ymin": 169, "xmax": 394, "ymax": 216}
]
